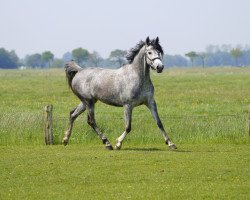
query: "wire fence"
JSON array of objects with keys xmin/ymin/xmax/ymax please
[{"xmin": 0, "ymin": 108, "xmax": 249, "ymax": 145}]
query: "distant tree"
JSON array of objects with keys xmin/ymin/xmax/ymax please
[
  {"xmin": 62, "ymin": 52, "xmax": 72, "ymax": 62},
  {"xmin": 185, "ymin": 51, "xmax": 198, "ymax": 67},
  {"xmin": 163, "ymin": 54, "xmax": 188, "ymax": 67},
  {"xmin": 230, "ymin": 48, "xmax": 243, "ymax": 66},
  {"xmin": 109, "ymin": 49, "xmax": 127, "ymax": 67},
  {"xmin": 100, "ymin": 58, "xmax": 116, "ymax": 68},
  {"xmin": 9, "ymin": 50, "xmax": 19, "ymax": 66},
  {"xmin": 72, "ymin": 48, "xmax": 89, "ymax": 66},
  {"xmin": 197, "ymin": 52, "xmax": 207, "ymax": 68},
  {"xmin": 206, "ymin": 52, "xmax": 226, "ymax": 66},
  {"xmin": 51, "ymin": 58, "xmax": 64, "ymax": 68},
  {"xmin": 205, "ymin": 45, "xmax": 220, "ymax": 54},
  {"xmin": 0, "ymin": 48, "xmax": 19, "ymax": 69},
  {"xmin": 241, "ymin": 49, "xmax": 250, "ymax": 66},
  {"xmin": 25, "ymin": 53, "xmax": 42, "ymax": 68},
  {"xmin": 41, "ymin": 51, "xmax": 54, "ymax": 68},
  {"xmin": 89, "ymin": 51, "xmax": 102, "ymax": 67},
  {"xmin": 221, "ymin": 44, "xmax": 232, "ymax": 52}
]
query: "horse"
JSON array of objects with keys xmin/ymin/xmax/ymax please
[{"xmin": 62, "ymin": 37, "xmax": 177, "ymax": 150}]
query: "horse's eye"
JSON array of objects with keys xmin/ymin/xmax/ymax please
[{"xmin": 148, "ymin": 52, "xmax": 152, "ymax": 55}]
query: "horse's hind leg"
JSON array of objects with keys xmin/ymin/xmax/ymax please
[
  {"xmin": 86, "ymin": 100, "xmax": 113, "ymax": 150},
  {"xmin": 62, "ymin": 102, "xmax": 86, "ymax": 145}
]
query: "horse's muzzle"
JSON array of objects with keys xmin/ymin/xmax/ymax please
[{"xmin": 156, "ymin": 65, "xmax": 164, "ymax": 73}]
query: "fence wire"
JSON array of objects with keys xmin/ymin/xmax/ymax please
[{"xmin": 0, "ymin": 110, "xmax": 249, "ymax": 145}]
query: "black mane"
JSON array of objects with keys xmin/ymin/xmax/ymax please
[
  {"xmin": 126, "ymin": 38, "xmax": 164, "ymax": 64},
  {"xmin": 126, "ymin": 40, "xmax": 145, "ymax": 64}
]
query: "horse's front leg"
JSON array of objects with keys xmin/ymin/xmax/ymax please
[
  {"xmin": 147, "ymin": 99, "xmax": 177, "ymax": 150},
  {"xmin": 115, "ymin": 104, "xmax": 132, "ymax": 150}
]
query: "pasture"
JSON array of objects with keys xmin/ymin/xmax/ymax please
[{"xmin": 0, "ymin": 67, "xmax": 250, "ymax": 199}]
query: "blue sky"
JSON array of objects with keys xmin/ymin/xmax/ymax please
[{"xmin": 1, "ymin": 0, "xmax": 250, "ymax": 58}]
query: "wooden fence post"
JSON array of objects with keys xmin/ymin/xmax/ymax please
[{"xmin": 44, "ymin": 105, "xmax": 53, "ymax": 145}]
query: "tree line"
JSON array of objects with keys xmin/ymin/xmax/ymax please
[{"xmin": 0, "ymin": 45, "xmax": 250, "ymax": 69}]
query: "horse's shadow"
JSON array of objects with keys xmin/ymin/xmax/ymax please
[
  {"xmin": 123, "ymin": 147, "xmax": 162, "ymax": 151},
  {"xmin": 123, "ymin": 147, "xmax": 192, "ymax": 152}
]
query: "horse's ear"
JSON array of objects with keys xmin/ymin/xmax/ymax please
[
  {"xmin": 156, "ymin": 37, "xmax": 159, "ymax": 44},
  {"xmin": 146, "ymin": 37, "xmax": 150, "ymax": 45}
]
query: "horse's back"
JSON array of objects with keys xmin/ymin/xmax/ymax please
[{"xmin": 71, "ymin": 67, "xmax": 121, "ymax": 103}]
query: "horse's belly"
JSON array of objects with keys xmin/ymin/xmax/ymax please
[
  {"xmin": 98, "ymin": 98, "xmax": 123, "ymax": 107},
  {"xmin": 96, "ymin": 90, "xmax": 146, "ymax": 107}
]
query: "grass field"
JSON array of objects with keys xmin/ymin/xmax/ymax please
[
  {"xmin": 0, "ymin": 67, "xmax": 250, "ymax": 199},
  {"xmin": 1, "ymin": 144, "xmax": 249, "ymax": 199}
]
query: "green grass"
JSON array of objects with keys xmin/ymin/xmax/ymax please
[
  {"xmin": 1, "ymin": 144, "xmax": 249, "ymax": 199},
  {"xmin": 0, "ymin": 67, "xmax": 250, "ymax": 199},
  {"xmin": 0, "ymin": 67, "xmax": 249, "ymax": 145}
]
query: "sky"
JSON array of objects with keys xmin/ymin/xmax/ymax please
[{"xmin": 1, "ymin": 0, "xmax": 250, "ymax": 58}]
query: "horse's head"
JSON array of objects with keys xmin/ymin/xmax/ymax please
[{"xmin": 145, "ymin": 37, "xmax": 164, "ymax": 73}]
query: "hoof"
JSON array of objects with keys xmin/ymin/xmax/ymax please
[
  {"xmin": 115, "ymin": 145, "xmax": 121, "ymax": 150},
  {"xmin": 105, "ymin": 145, "xmax": 113, "ymax": 150},
  {"xmin": 169, "ymin": 143, "xmax": 177, "ymax": 150},
  {"xmin": 115, "ymin": 141, "xmax": 122, "ymax": 150},
  {"xmin": 62, "ymin": 138, "xmax": 68, "ymax": 146}
]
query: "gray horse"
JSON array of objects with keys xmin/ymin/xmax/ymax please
[{"xmin": 62, "ymin": 37, "xmax": 177, "ymax": 150}]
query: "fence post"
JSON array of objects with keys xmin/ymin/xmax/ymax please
[{"xmin": 44, "ymin": 105, "xmax": 53, "ymax": 145}]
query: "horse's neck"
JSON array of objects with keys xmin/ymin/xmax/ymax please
[{"xmin": 132, "ymin": 46, "xmax": 150, "ymax": 81}]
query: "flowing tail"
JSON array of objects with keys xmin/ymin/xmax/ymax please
[{"xmin": 65, "ymin": 60, "xmax": 82, "ymax": 88}]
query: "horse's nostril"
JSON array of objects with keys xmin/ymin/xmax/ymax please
[
  {"xmin": 156, "ymin": 65, "xmax": 163, "ymax": 73},
  {"xmin": 156, "ymin": 65, "xmax": 163, "ymax": 70}
]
